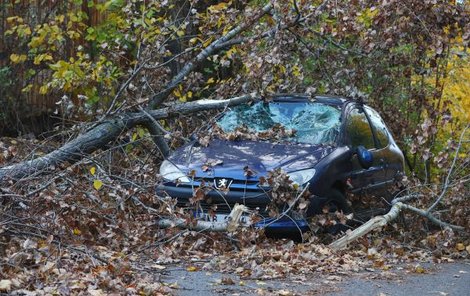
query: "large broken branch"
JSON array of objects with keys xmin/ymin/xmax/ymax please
[
  {"xmin": 158, "ymin": 204, "xmax": 250, "ymax": 232},
  {"xmin": 0, "ymin": 94, "xmax": 257, "ymax": 183},
  {"xmin": 330, "ymin": 202, "xmax": 403, "ymax": 250},
  {"xmin": 330, "ymin": 201, "xmax": 465, "ymax": 251},
  {"xmin": 331, "ymin": 126, "xmax": 469, "ymax": 250}
]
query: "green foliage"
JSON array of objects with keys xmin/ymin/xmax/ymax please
[
  {"xmin": 0, "ymin": 67, "xmax": 12, "ymax": 89},
  {"xmin": 2, "ymin": 0, "xmax": 468, "ymax": 179},
  {"xmin": 0, "ymin": 67, "xmax": 13, "ymax": 121}
]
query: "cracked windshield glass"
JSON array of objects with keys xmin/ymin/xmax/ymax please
[{"xmin": 217, "ymin": 102, "xmax": 341, "ymax": 145}]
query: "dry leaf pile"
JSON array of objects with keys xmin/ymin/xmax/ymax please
[{"xmin": 1, "ymin": 135, "xmax": 469, "ymax": 295}]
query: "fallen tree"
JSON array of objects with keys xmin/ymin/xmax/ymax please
[
  {"xmin": 1, "ymin": 0, "xmax": 467, "ymax": 252},
  {"xmin": 0, "ymin": 94, "xmax": 257, "ymax": 183},
  {"xmin": 0, "ymin": 2, "xmax": 279, "ymax": 183}
]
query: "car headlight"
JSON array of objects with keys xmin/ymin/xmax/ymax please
[
  {"xmin": 160, "ymin": 160, "xmax": 191, "ymax": 183},
  {"xmin": 287, "ymin": 168, "xmax": 316, "ymax": 186}
]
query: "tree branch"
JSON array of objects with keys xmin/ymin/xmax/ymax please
[
  {"xmin": 330, "ymin": 200, "xmax": 465, "ymax": 251},
  {"xmin": 147, "ymin": 4, "xmax": 272, "ymax": 109},
  {"xmin": 157, "ymin": 204, "xmax": 250, "ymax": 232},
  {"xmin": 0, "ymin": 93, "xmax": 257, "ymax": 183},
  {"xmin": 427, "ymin": 125, "xmax": 469, "ymax": 213}
]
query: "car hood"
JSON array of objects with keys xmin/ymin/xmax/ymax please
[{"xmin": 168, "ymin": 139, "xmax": 335, "ymax": 180}]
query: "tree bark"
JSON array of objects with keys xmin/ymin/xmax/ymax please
[
  {"xmin": 0, "ymin": 94, "xmax": 257, "ymax": 183},
  {"xmin": 330, "ymin": 201, "xmax": 465, "ymax": 251},
  {"xmin": 330, "ymin": 203, "xmax": 403, "ymax": 250},
  {"xmin": 158, "ymin": 204, "xmax": 249, "ymax": 232}
]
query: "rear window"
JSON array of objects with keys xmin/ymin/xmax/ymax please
[{"xmin": 217, "ymin": 101, "xmax": 341, "ymax": 145}]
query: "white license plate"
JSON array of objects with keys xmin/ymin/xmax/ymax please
[{"xmin": 195, "ymin": 212, "xmax": 252, "ymax": 226}]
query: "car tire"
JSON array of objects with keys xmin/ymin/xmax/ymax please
[
  {"xmin": 317, "ymin": 189, "xmax": 352, "ymax": 235},
  {"xmin": 325, "ymin": 188, "xmax": 352, "ymax": 214},
  {"xmin": 306, "ymin": 188, "xmax": 352, "ymax": 216}
]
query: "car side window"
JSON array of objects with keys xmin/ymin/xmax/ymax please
[
  {"xmin": 346, "ymin": 108, "xmax": 375, "ymax": 149},
  {"xmin": 365, "ymin": 107, "xmax": 390, "ymax": 148}
]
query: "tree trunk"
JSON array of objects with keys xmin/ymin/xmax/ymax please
[{"xmin": 0, "ymin": 94, "xmax": 257, "ymax": 183}]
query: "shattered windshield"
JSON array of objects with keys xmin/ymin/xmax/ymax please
[{"xmin": 217, "ymin": 101, "xmax": 341, "ymax": 145}]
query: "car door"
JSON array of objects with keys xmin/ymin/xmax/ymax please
[{"xmin": 344, "ymin": 105, "xmax": 387, "ymax": 193}]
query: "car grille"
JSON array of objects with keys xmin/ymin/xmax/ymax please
[
  {"xmin": 186, "ymin": 177, "xmax": 262, "ymax": 190},
  {"xmin": 167, "ymin": 177, "xmax": 271, "ymax": 216}
]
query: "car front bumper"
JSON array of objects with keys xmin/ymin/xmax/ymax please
[{"xmin": 156, "ymin": 184, "xmax": 310, "ymax": 233}]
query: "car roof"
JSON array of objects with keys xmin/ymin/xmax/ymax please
[{"xmin": 271, "ymin": 93, "xmax": 350, "ymax": 107}]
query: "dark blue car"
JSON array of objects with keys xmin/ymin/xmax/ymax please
[{"xmin": 157, "ymin": 94, "xmax": 405, "ymax": 234}]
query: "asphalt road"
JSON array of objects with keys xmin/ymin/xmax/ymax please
[
  {"xmin": 327, "ymin": 262, "xmax": 470, "ymax": 296},
  {"xmin": 161, "ymin": 261, "xmax": 470, "ymax": 295}
]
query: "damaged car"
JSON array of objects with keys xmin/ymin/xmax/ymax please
[{"xmin": 156, "ymin": 94, "xmax": 405, "ymax": 235}]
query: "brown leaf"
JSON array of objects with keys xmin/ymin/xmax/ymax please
[
  {"xmin": 298, "ymin": 201, "xmax": 308, "ymax": 210},
  {"xmin": 244, "ymin": 166, "xmax": 256, "ymax": 177},
  {"xmin": 221, "ymin": 277, "xmax": 235, "ymax": 285}
]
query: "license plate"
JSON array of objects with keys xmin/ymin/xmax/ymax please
[{"xmin": 194, "ymin": 211, "xmax": 252, "ymax": 226}]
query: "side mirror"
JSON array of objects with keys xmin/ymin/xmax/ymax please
[{"xmin": 356, "ymin": 145, "xmax": 373, "ymax": 169}]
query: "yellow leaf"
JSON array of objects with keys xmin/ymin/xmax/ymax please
[
  {"xmin": 20, "ymin": 25, "xmax": 31, "ymax": 36},
  {"xmin": 176, "ymin": 30, "xmax": 185, "ymax": 37},
  {"xmin": 6, "ymin": 16, "xmax": 18, "ymax": 24},
  {"xmin": 186, "ymin": 266, "xmax": 198, "ymax": 272},
  {"xmin": 56, "ymin": 14, "xmax": 65, "ymax": 23},
  {"xmin": 456, "ymin": 243, "xmax": 465, "ymax": 251},
  {"xmin": 203, "ymin": 37, "xmax": 213, "ymax": 48},
  {"xmin": 73, "ymin": 228, "xmax": 82, "ymax": 235},
  {"xmin": 39, "ymin": 85, "xmax": 48, "ymax": 94},
  {"xmin": 208, "ymin": 1, "xmax": 231, "ymax": 13},
  {"xmin": 207, "ymin": 77, "xmax": 215, "ymax": 84},
  {"xmin": 173, "ymin": 88, "xmax": 181, "ymax": 98},
  {"xmin": 90, "ymin": 167, "xmax": 96, "ymax": 176},
  {"xmin": 22, "ymin": 84, "xmax": 33, "ymax": 93},
  {"xmin": 33, "ymin": 54, "xmax": 53, "ymax": 65},
  {"xmin": 226, "ymin": 48, "xmax": 237, "ymax": 59},
  {"xmin": 187, "ymin": 91, "xmax": 193, "ymax": 98},
  {"xmin": 415, "ymin": 265, "xmax": 425, "ymax": 273},
  {"xmin": 292, "ymin": 65, "xmax": 301, "ymax": 77},
  {"xmin": 10, "ymin": 53, "xmax": 27, "ymax": 63},
  {"xmin": 93, "ymin": 179, "xmax": 103, "ymax": 190}
]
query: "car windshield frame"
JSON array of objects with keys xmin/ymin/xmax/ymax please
[{"xmin": 216, "ymin": 101, "xmax": 342, "ymax": 145}]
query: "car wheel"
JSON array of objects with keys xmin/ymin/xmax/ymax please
[
  {"xmin": 324, "ymin": 188, "xmax": 352, "ymax": 214},
  {"xmin": 316, "ymin": 189, "xmax": 352, "ymax": 235},
  {"xmin": 306, "ymin": 188, "xmax": 352, "ymax": 216}
]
